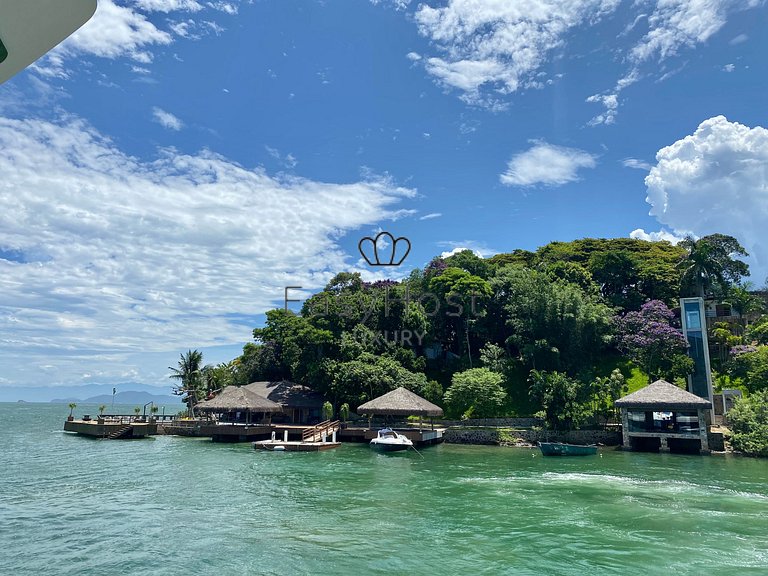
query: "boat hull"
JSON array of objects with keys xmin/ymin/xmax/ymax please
[
  {"xmin": 370, "ymin": 440, "xmax": 411, "ymax": 452},
  {"xmin": 538, "ymin": 442, "xmax": 597, "ymax": 456}
]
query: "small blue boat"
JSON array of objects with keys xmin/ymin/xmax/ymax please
[{"xmin": 538, "ymin": 442, "xmax": 597, "ymax": 456}]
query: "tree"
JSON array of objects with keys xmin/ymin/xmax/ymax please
[
  {"xmin": 327, "ymin": 353, "xmax": 428, "ymax": 408},
  {"xmin": 678, "ymin": 234, "xmax": 750, "ymax": 298},
  {"xmin": 725, "ymin": 283, "xmax": 765, "ymax": 331},
  {"xmin": 491, "ymin": 267, "xmax": 613, "ymax": 374},
  {"xmin": 588, "ymin": 251, "xmax": 645, "ymax": 310},
  {"xmin": 591, "ymin": 369, "xmax": 627, "ymax": 425},
  {"xmin": 444, "ymin": 367, "xmax": 506, "ymax": 419},
  {"xmin": 169, "ymin": 349, "xmax": 204, "ymax": 414},
  {"xmin": 614, "ymin": 300, "xmax": 690, "ymax": 383},
  {"xmin": 746, "ymin": 317, "xmax": 768, "ymax": 346},
  {"xmin": 728, "ymin": 389, "xmax": 768, "ymax": 457},
  {"xmin": 529, "ymin": 370, "xmax": 592, "ymax": 430},
  {"xmin": 252, "ymin": 309, "xmax": 334, "ymax": 385},
  {"xmin": 727, "ymin": 345, "xmax": 768, "ymax": 392},
  {"xmin": 68, "ymin": 402, "xmax": 76, "ymax": 418},
  {"xmin": 443, "ymin": 249, "xmax": 491, "ymax": 278}
]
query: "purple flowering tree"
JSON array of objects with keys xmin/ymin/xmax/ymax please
[{"xmin": 614, "ymin": 300, "xmax": 690, "ymax": 383}]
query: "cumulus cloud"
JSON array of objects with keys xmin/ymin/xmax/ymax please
[
  {"xmin": 500, "ymin": 142, "xmax": 597, "ymax": 186},
  {"xmin": 437, "ymin": 241, "xmax": 495, "ymax": 259},
  {"xmin": 644, "ymin": 115, "xmax": 768, "ymax": 279},
  {"xmin": 152, "ymin": 107, "xmax": 184, "ymax": 130},
  {"xmin": 629, "ymin": 228, "xmax": 685, "ymax": 244},
  {"xmin": 0, "ymin": 115, "xmax": 413, "ymax": 386}
]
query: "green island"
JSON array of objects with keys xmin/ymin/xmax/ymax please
[{"xmin": 165, "ymin": 233, "xmax": 768, "ymax": 458}]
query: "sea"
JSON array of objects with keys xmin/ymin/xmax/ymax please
[{"xmin": 1, "ymin": 403, "xmax": 767, "ymax": 575}]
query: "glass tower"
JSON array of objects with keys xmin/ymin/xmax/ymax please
[{"xmin": 680, "ymin": 297, "xmax": 713, "ymax": 402}]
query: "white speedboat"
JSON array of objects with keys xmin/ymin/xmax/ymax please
[{"xmin": 369, "ymin": 428, "xmax": 413, "ymax": 452}]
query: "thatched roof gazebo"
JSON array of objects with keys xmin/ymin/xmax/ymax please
[
  {"xmin": 615, "ymin": 379, "xmax": 712, "ymax": 411},
  {"xmin": 196, "ymin": 386, "xmax": 282, "ymax": 424},
  {"xmin": 357, "ymin": 387, "xmax": 443, "ymax": 430},
  {"xmin": 615, "ymin": 379, "xmax": 712, "ymax": 454}
]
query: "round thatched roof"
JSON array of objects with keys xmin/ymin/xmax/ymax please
[
  {"xmin": 357, "ymin": 387, "xmax": 443, "ymax": 417},
  {"xmin": 615, "ymin": 379, "xmax": 712, "ymax": 410},
  {"xmin": 244, "ymin": 380, "xmax": 325, "ymax": 409},
  {"xmin": 195, "ymin": 386, "xmax": 283, "ymax": 412}
]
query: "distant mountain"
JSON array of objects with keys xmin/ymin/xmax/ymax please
[
  {"xmin": 0, "ymin": 382, "xmax": 180, "ymax": 403},
  {"xmin": 51, "ymin": 391, "xmax": 182, "ymax": 406}
]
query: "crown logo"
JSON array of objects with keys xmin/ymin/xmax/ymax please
[{"xmin": 358, "ymin": 231, "xmax": 411, "ymax": 267}]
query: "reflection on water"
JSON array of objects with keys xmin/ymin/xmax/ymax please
[{"xmin": 1, "ymin": 403, "xmax": 767, "ymax": 575}]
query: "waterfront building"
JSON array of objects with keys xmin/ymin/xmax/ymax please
[
  {"xmin": 195, "ymin": 386, "xmax": 283, "ymax": 441},
  {"xmin": 356, "ymin": 386, "xmax": 445, "ymax": 445},
  {"xmin": 615, "ymin": 379, "xmax": 712, "ymax": 454},
  {"xmin": 244, "ymin": 380, "xmax": 325, "ymax": 425}
]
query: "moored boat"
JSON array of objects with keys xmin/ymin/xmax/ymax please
[
  {"xmin": 538, "ymin": 441, "xmax": 597, "ymax": 456},
  {"xmin": 369, "ymin": 428, "xmax": 413, "ymax": 452}
]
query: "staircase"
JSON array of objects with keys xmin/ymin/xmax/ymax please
[
  {"xmin": 302, "ymin": 420, "xmax": 340, "ymax": 443},
  {"xmin": 107, "ymin": 425, "xmax": 133, "ymax": 439}
]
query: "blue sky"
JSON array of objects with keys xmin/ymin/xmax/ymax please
[{"xmin": 1, "ymin": 0, "xmax": 767, "ymax": 399}]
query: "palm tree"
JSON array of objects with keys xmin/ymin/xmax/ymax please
[
  {"xmin": 678, "ymin": 234, "xmax": 749, "ymax": 298},
  {"xmin": 169, "ymin": 349, "xmax": 204, "ymax": 416}
]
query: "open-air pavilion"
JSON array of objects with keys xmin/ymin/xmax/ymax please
[
  {"xmin": 615, "ymin": 379, "xmax": 712, "ymax": 454},
  {"xmin": 195, "ymin": 386, "xmax": 283, "ymax": 442}
]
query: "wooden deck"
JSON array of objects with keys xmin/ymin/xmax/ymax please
[{"xmin": 64, "ymin": 419, "xmax": 158, "ymax": 439}]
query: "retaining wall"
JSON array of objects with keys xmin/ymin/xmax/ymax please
[{"xmin": 443, "ymin": 427, "xmax": 622, "ymax": 447}]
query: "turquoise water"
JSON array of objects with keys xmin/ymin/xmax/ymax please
[{"xmin": 2, "ymin": 403, "xmax": 767, "ymax": 575}]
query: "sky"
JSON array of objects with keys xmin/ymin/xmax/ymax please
[{"xmin": 1, "ymin": 0, "xmax": 767, "ymax": 400}]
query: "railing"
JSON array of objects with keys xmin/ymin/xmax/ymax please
[{"xmin": 302, "ymin": 420, "xmax": 340, "ymax": 443}]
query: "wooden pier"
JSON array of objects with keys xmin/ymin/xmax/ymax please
[
  {"xmin": 64, "ymin": 416, "xmax": 158, "ymax": 439},
  {"xmin": 253, "ymin": 420, "xmax": 342, "ymax": 452}
]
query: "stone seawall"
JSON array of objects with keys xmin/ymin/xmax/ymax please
[
  {"xmin": 438, "ymin": 417, "xmax": 543, "ymax": 428},
  {"xmin": 443, "ymin": 427, "xmax": 622, "ymax": 447}
]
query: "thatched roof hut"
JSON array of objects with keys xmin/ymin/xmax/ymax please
[
  {"xmin": 244, "ymin": 381, "xmax": 324, "ymax": 409},
  {"xmin": 615, "ymin": 379, "xmax": 712, "ymax": 411},
  {"xmin": 357, "ymin": 387, "xmax": 443, "ymax": 417},
  {"xmin": 196, "ymin": 386, "xmax": 282, "ymax": 413}
]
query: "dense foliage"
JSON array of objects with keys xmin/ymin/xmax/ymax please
[
  {"xmin": 728, "ymin": 390, "xmax": 768, "ymax": 457},
  {"xmin": 172, "ymin": 234, "xmax": 762, "ymax": 429}
]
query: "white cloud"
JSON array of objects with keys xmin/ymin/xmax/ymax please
[
  {"xmin": 729, "ymin": 33, "xmax": 748, "ymax": 45},
  {"xmin": 622, "ymin": 158, "xmax": 653, "ymax": 171},
  {"xmin": 0, "ymin": 115, "xmax": 414, "ymax": 387},
  {"xmin": 208, "ymin": 2, "xmax": 239, "ymax": 15},
  {"xmin": 722, "ymin": 63, "xmax": 735, "ymax": 72},
  {"xmin": 440, "ymin": 246, "xmax": 483, "ymax": 259},
  {"xmin": 629, "ymin": 228, "xmax": 685, "ymax": 244},
  {"xmin": 265, "ymin": 146, "xmax": 298, "ymax": 169},
  {"xmin": 437, "ymin": 241, "xmax": 495, "ymax": 259},
  {"xmin": 152, "ymin": 107, "xmax": 184, "ymax": 130},
  {"xmin": 135, "ymin": 0, "xmax": 204, "ymax": 12},
  {"xmin": 587, "ymin": 1, "xmax": 759, "ymax": 124},
  {"xmin": 644, "ymin": 115, "xmax": 768, "ymax": 279},
  {"xmin": 413, "ymin": 0, "xmax": 619, "ymax": 106},
  {"xmin": 32, "ymin": 0, "xmax": 240, "ymax": 76},
  {"xmin": 500, "ymin": 142, "xmax": 597, "ymax": 186},
  {"xmin": 419, "ymin": 212, "xmax": 442, "ymax": 220}
]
